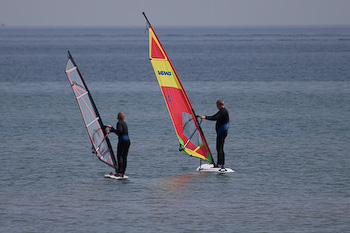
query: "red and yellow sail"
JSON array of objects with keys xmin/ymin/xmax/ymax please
[{"xmin": 146, "ymin": 20, "xmax": 214, "ymax": 163}]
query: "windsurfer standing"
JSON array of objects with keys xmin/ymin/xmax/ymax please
[
  {"xmin": 199, "ymin": 99, "xmax": 229, "ymax": 170},
  {"xmin": 106, "ymin": 112, "xmax": 130, "ymax": 178}
]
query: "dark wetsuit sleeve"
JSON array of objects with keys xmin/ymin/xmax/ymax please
[
  {"xmin": 108, "ymin": 122, "xmax": 123, "ymax": 135},
  {"xmin": 112, "ymin": 121, "xmax": 129, "ymax": 136},
  {"xmin": 115, "ymin": 122, "xmax": 123, "ymax": 136},
  {"xmin": 206, "ymin": 109, "xmax": 225, "ymax": 121},
  {"xmin": 205, "ymin": 108, "xmax": 229, "ymax": 132}
]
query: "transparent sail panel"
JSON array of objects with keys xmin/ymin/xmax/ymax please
[
  {"xmin": 65, "ymin": 56, "xmax": 115, "ymax": 168},
  {"xmin": 65, "ymin": 59, "xmax": 75, "ymax": 71},
  {"xmin": 182, "ymin": 112, "xmax": 202, "ymax": 147}
]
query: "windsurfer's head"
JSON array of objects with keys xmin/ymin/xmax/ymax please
[
  {"xmin": 216, "ymin": 99, "xmax": 224, "ymax": 109},
  {"xmin": 117, "ymin": 112, "xmax": 125, "ymax": 120}
]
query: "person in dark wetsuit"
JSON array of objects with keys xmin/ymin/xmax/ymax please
[
  {"xmin": 199, "ymin": 99, "xmax": 229, "ymax": 169},
  {"xmin": 106, "ymin": 112, "xmax": 130, "ymax": 177}
]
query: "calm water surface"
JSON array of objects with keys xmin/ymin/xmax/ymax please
[{"xmin": 0, "ymin": 26, "xmax": 349, "ymax": 232}]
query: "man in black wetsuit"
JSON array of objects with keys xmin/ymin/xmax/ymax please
[
  {"xmin": 199, "ymin": 99, "xmax": 229, "ymax": 169},
  {"xmin": 106, "ymin": 112, "xmax": 130, "ymax": 177}
]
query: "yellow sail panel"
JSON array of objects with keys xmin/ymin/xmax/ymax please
[
  {"xmin": 185, "ymin": 147, "xmax": 208, "ymax": 161},
  {"xmin": 150, "ymin": 60, "xmax": 182, "ymax": 89}
]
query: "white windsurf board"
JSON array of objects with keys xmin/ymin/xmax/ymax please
[
  {"xmin": 104, "ymin": 174, "xmax": 129, "ymax": 180},
  {"xmin": 196, "ymin": 163, "xmax": 234, "ymax": 173}
]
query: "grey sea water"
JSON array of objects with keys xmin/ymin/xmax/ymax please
[{"xmin": 0, "ymin": 26, "xmax": 349, "ymax": 232}]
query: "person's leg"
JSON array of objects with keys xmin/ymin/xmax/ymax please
[
  {"xmin": 216, "ymin": 136, "xmax": 220, "ymax": 167},
  {"xmin": 217, "ymin": 130, "xmax": 227, "ymax": 167},
  {"xmin": 117, "ymin": 142, "xmax": 123, "ymax": 174},
  {"xmin": 119, "ymin": 141, "xmax": 130, "ymax": 174},
  {"xmin": 121, "ymin": 141, "xmax": 130, "ymax": 174}
]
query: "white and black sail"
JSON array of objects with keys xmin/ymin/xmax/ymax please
[{"xmin": 65, "ymin": 51, "xmax": 117, "ymax": 169}]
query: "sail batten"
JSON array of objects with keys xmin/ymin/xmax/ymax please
[
  {"xmin": 144, "ymin": 13, "xmax": 214, "ymax": 163},
  {"xmin": 77, "ymin": 92, "xmax": 88, "ymax": 100},
  {"xmin": 65, "ymin": 51, "xmax": 117, "ymax": 169},
  {"xmin": 66, "ymin": 67, "xmax": 76, "ymax": 73},
  {"xmin": 86, "ymin": 117, "xmax": 99, "ymax": 128}
]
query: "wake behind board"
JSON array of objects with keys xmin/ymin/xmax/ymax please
[
  {"xmin": 104, "ymin": 174, "xmax": 129, "ymax": 180},
  {"xmin": 197, "ymin": 163, "xmax": 234, "ymax": 173}
]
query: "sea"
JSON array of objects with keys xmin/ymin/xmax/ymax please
[{"xmin": 0, "ymin": 26, "xmax": 349, "ymax": 232}]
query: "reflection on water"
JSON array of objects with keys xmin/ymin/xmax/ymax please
[{"xmin": 156, "ymin": 172, "xmax": 211, "ymax": 200}]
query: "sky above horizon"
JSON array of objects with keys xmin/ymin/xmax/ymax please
[{"xmin": 1, "ymin": 0, "xmax": 350, "ymax": 27}]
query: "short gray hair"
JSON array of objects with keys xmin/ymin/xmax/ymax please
[{"xmin": 216, "ymin": 99, "xmax": 224, "ymax": 106}]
